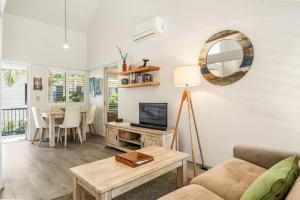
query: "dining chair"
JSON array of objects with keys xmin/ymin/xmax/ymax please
[
  {"xmin": 87, "ymin": 105, "xmax": 97, "ymax": 135},
  {"xmin": 57, "ymin": 106, "xmax": 83, "ymax": 147},
  {"xmin": 31, "ymin": 107, "xmax": 49, "ymax": 146}
]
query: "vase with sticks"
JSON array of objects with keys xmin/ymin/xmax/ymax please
[{"xmin": 116, "ymin": 45, "xmax": 128, "ymax": 72}]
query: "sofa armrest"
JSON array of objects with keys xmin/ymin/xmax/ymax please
[{"xmin": 233, "ymin": 144, "xmax": 300, "ymax": 169}]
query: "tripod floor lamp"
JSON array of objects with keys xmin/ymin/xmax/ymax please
[{"xmin": 171, "ymin": 65, "xmax": 207, "ymax": 177}]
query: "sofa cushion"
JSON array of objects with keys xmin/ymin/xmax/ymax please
[
  {"xmin": 286, "ymin": 176, "xmax": 300, "ymax": 200},
  {"xmin": 240, "ymin": 156, "xmax": 299, "ymax": 200},
  {"xmin": 191, "ymin": 158, "xmax": 266, "ymax": 200},
  {"xmin": 158, "ymin": 184, "xmax": 224, "ymax": 200}
]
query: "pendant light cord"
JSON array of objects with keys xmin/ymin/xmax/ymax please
[{"xmin": 64, "ymin": 0, "xmax": 67, "ymax": 43}]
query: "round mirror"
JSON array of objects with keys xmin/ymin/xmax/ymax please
[
  {"xmin": 199, "ymin": 30, "xmax": 254, "ymax": 86},
  {"xmin": 207, "ymin": 40, "xmax": 243, "ymax": 77}
]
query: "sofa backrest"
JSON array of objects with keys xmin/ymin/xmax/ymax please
[{"xmin": 233, "ymin": 144, "xmax": 300, "ymax": 169}]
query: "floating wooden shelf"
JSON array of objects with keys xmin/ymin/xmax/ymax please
[
  {"xmin": 118, "ymin": 66, "xmax": 160, "ymax": 76},
  {"xmin": 118, "ymin": 82, "xmax": 160, "ymax": 88}
]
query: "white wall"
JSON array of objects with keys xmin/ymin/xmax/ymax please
[
  {"xmin": 27, "ymin": 65, "xmax": 48, "ymax": 139},
  {"xmin": 2, "ymin": 13, "xmax": 88, "ymax": 140},
  {"xmin": 88, "ymin": 67, "xmax": 104, "ymax": 135},
  {"xmin": 3, "ymin": 13, "xmax": 87, "ymax": 68},
  {"xmin": 87, "ymin": 0, "xmax": 300, "ymax": 166}
]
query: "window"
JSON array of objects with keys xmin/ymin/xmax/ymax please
[
  {"xmin": 48, "ymin": 70, "xmax": 86, "ymax": 103},
  {"xmin": 68, "ymin": 73, "xmax": 85, "ymax": 102},
  {"xmin": 108, "ymin": 77, "xmax": 118, "ymax": 112},
  {"xmin": 48, "ymin": 71, "xmax": 66, "ymax": 103}
]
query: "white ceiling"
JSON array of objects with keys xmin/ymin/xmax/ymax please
[{"xmin": 4, "ymin": 0, "xmax": 99, "ymax": 33}]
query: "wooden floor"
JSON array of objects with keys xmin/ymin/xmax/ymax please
[{"xmin": 0, "ymin": 136, "xmax": 204, "ymax": 200}]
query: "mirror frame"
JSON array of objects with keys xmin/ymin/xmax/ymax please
[{"xmin": 199, "ymin": 30, "xmax": 254, "ymax": 86}]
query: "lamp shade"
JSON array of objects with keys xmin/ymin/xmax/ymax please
[{"xmin": 173, "ymin": 66, "xmax": 201, "ymax": 87}]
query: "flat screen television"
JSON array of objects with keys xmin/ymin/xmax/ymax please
[{"xmin": 139, "ymin": 103, "xmax": 167, "ymax": 127}]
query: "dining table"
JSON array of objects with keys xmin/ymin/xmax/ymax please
[{"xmin": 41, "ymin": 111, "xmax": 87, "ymax": 147}]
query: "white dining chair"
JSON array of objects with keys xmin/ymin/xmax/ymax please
[
  {"xmin": 57, "ymin": 106, "xmax": 83, "ymax": 147},
  {"xmin": 87, "ymin": 105, "xmax": 97, "ymax": 135},
  {"xmin": 31, "ymin": 107, "xmax": 49, "ymax": 146}
]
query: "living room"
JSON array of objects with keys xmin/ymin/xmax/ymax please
[{"xmin": 1, "ymin": 0, "xmax": 300, "ymax": 199}]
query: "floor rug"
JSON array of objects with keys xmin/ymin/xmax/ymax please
[{"xmin": 52, "ymin": 172, "xmax": 188, "ymax": 200}]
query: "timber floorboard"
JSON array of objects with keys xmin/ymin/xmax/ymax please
[
  {"xmin": 1, "ymin": 135, "xmax": 121, "ymax": 200},
  {"xmin": 0, "ymin": 135, "xmax": 204, "ymax": 200}
]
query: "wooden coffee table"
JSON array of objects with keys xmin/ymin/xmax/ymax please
[{"xmin": 70, "ymin": 146, "xmax": 189, "ymax": 200}]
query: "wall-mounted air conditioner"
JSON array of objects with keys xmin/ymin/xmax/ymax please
[{"xmin": 131, "ymin": 16, "xmax": 164, "ymax": 42}]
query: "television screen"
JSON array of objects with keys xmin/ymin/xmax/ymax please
[{"xmin": 139, "ymin": 103, "xmax": 167, "ymax": 127}]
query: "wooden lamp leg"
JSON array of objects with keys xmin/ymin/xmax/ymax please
[
  {"xmin": 188, "ymin": 92, "xmax": 207, "ymax": 170},
  {"xmin": 172, "ymin": 87, "xmax": 207, "ymax": 176},
  {"xmin": 186, "ymin": 91, "xmax": 197, "ymax": 177},
  {"xmin": 171, "ymin": 89, "xmax": 187, "ymax": 150}
]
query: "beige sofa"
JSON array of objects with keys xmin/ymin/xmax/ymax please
[{"xmin": 159, "ymin": 144, "xmax": 300, "ymax": 200}]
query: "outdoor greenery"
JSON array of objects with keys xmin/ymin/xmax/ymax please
[
  {"xmin": 49, "ymin": 72, "xmax": 66, "ymax": 103},
  {"xmin": 57, "ymin": 96, "xmax": 66, "ymax": 103},
  {"xmin": 1, "ymin": 120, "xmax": 27, "ymax": 136},
  {"xmin": 50, "ymin": 72, "xmax": 65, "ymax": 85},
  {"xmin": 2, "ymin": 121, "xmax": 14, "ymax": 133},
  {"xmin": 16, "ymin": 121, "xmax": 27, "ymax": 134},
  {"xmin": 2, "ymin": 69, "xmax": 26, "ymax": 87},
  {"xmin": 69, "ymin": 91, "xmax": 84, "ymax": 102},
  {"xmin": 49, "ymin": 72, "xmax": 85, "ymax": 103},
  {"xmin": 109, "ymin": 92, "xmax": 118, "ymax": 105}
]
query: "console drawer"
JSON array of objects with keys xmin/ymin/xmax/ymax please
[
  {"xmin": 107, "ymin": 127, "xmax": 119, "ymax": 146},
  {"xmin": 141, "ymin": 135, "xmax": 161, "ymax": 148}
]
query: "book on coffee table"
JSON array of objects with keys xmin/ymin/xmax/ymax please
[{"xmin": 115, "ymin": 151, "xmax": 154, "ymax": 167}]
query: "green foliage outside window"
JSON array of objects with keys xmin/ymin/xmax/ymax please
[
  {"xmin": 50, "ymin": 73, "xmax": 65, "ymax": 85},
  {"xmin": 1, "ymin": 120, "xmax": 27, "ymax": 135},
  {"xmin": 2, "ymin": 69, "xmax": 26, "ymax": 87},
  {"xmin": 69, "ymin": 92, "xmax": 84, "ymax": 102},
  {"xmin": 49, "ymin": 72, "xmax": 85, "ymax": 103},
  {"xmin": 16, "ymin": 121, "xmax": 28, "ymax": 134},
  {"xmin": 109, "ymin": 92, "xmax": 118, "ymax": 105},
  {"xmin": 57, "ymin": 96, "xmax": 66, "ymax": 103},
  {"xmin": 2, "ymin": 121, "xmax": 14, "ymax": 133}
]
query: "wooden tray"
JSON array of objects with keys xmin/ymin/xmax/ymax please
[{"xmin": 115, "ymin": 152, "xmax": 154, "ymax": 168}]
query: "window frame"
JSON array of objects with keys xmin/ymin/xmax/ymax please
[{"xmin": 47, "ymin": 68, "xmax": 87, "ymax": 104}]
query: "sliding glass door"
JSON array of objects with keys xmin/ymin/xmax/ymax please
[
  {"xmin": 103, "ymin": 65, "xmax": 118, "ymax": 127},
  {"xmin": 1, "ymin": 62, "xmax": 28, "ymax": 141}
]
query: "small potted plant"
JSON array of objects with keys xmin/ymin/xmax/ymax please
[{"xmin": 116, "ymin": 45, "xmax": 128, "ymax": 72}]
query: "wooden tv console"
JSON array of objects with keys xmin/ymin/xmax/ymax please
[{"xmin": 105, "ymin": 122, "xmax": 175, "ymax": 152}]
